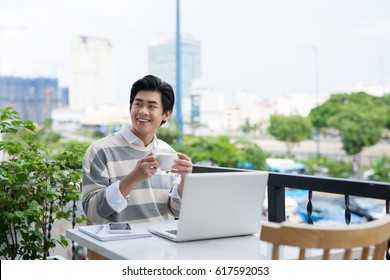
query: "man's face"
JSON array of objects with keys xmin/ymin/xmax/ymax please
[{"xmin": 130, "ymin": 90, "xmax": 170, "ymax": 144}]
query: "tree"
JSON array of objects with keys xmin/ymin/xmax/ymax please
[
  {"xmin": 328, "ymin": 105, "xmax": 385, "ymax": 176},
  {"xmin": 236, "ymin": 141, "xmax": 269, "ymax": 170},
  {"xmin": 181, "ymin": 135, "xmax": 239, "ymax": 167},
  {"xmin": 381, "ymin": 94, "xmax": 390, "ymax": 130},
  {"xmin": 309, "ymin": 92, "xmax": 383, "ymax": 127},
  {"xmin": 369, "ymin": 155, "xmax": 390, "ymax": 182},
  {"xmin": 242, "ymin": 118, "xmax": 252, "ymax": 134},
  {"xmin": 309, "ymin": 92, "xmax": 387, "ymax": 176},
  {"xmin": 301, "ymin": 156, "xmax": 353, "ymax": 178},
  {"xmin": 268, "ymin": 114, "xmax": 312, "ymax": 158}
]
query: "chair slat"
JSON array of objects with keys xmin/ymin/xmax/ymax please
[
  {"xmin": 299, "ymin": 249, "xmax": 305, "ymax": 260},
  {"xmin": 343, "ymin": 249, "xmax": 352, "ymax": 260},
  {"xmin": 323, "ymin": 249, "xmax": 330, "ymax": 260},
  {"xmin": 361, "ymin": 247, "xmax": 369, "ymax": 260}
]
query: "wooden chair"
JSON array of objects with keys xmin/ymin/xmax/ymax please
[{"xmin": 260, "ymin": 214, "xmax": 390, "ymax": 260}]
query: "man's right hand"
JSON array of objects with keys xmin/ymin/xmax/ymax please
[
  {"xmin": 131, "ymin": 152, "xmax": 159, "ymax": 181},
  {"xmin": 119, "ymin": 152, "xmax": 158, "ymax": 198}
]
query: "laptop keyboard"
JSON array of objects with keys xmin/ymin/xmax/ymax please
[{"xmin": 166, "ymin": 229, "xmax": 178, "ymax": 236}]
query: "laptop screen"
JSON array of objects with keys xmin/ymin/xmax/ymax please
[{"xmin": 173, "ymin": 171, "xmax": 268, "ymax": 241}]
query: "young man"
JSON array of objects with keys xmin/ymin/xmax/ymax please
[{"xmin": 82, "ymin": 75, "xmax": 193, "ymax": 224}]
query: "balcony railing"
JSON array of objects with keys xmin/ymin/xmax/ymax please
[{"xmin": 192, "ymin": 165, "xmax": 390, "ymax": 223}]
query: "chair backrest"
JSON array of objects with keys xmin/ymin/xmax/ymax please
[{"xmin": 260, "ymin": 214, "xmax": 390, "ymax": 260}]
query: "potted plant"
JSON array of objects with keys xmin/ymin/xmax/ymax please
[{"xmin": 0, "ymin": 107, "xmax": 86, "ymax": 259}]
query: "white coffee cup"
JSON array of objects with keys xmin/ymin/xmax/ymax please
[{"xmin": 155, "ymin": 152, "xmax": 178, "ymax": 171}]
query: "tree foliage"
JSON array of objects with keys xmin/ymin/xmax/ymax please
[
  {"xmin": 180, "ymin": 135, "xmax": 239, "ymax": 167},
  {"xmin": 368, "ymin": 155, "xmax": 390, "ymax": 183},
  {"xmin": 301, "ymin": 156, "xmax": 353, "ymax": 178},
  {"xmin": 381, "ymin": 94, "xmax": 390, "ymax": 130},
  {"xmin": 308, "ymin": 92, "xmax": 387, "ymax": 175},
  {"xmin": 156, "ymin": 125, "xmax": 183, "ymax": 150},
  {"xmin": 309, "ymin": 92, "xmax": 386, "ymax": 129},
  {"xmin": 328, "ymin": 105, "xmax": 384, "ymax": 156},
  {"xmin": 268, "ymin": 114, "xmax": 312, "ymax": 157},
  {"xmin": 158, "ymin": 127, "xmax": 268, "ymax": 169},
  {"xmin": 235, "ymin": 141, "xmax": 269, "ymax": 170},
  {"xmin": 0, "ymin": 107, "xmax": 86, "ymax": 259}
]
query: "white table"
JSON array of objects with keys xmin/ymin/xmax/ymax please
[
  {"xmin": 66, "ymin": 220, "xmax": 272, "ymax": 260},
  {"xmin": 67, "ymin": 220, "xmax": 346, "ymax": 260}
]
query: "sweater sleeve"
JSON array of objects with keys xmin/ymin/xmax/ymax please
[{"xmin": 81, "ymin": 144, "xmax": 119, "ymax": 224}]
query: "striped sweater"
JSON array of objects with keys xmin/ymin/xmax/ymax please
[{"xmin": 82, "ymin": 131, "xmax": 181, "ymax": 224}]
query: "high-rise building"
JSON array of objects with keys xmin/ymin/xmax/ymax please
[
  {"xmin": 190, "ymin": 81, "xmax": 225, "ymax": 134},
  {"xmin": 148, "ymin": 36, "xmax": 201, "ymax": 123},
  {"xmin": 69, "ymin": 36, "xmax": 115, "ymax": 111},
  {"xmin": 0, "ymin": 76, "xmax": 58, "ymax": 122}
]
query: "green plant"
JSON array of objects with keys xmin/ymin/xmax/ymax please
[
  {"xmin": 181, "ymin": 135, "xmax": 239, "ymax": 167},
  {"xmin": 369, "ymin": 155, "xmax": 390, "ymax": 182},
  {"xmin": 0, "ymin": 107, "xmax": 86, "ymax": 259},
  {"xmin": 309, "ymin": 92, "xmax": 387, "ymax": 173},
  {"xmin": 236, "ymin": 140, "xmax": 269, "ymax": 170},
  {"xmin": 268, "ymin": 114, "xmax": 312, "ymax": 158},
  {"xmin": 301, "ymin": 156, "xmax": 353, "ymax": 178}
]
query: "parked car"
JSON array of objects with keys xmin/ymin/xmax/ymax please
[
  {"xmin": 333, "ymin": 196, "xmax": 386, "ymax": 221},
  {"xmin": 265, "ymin": 158, "xmax": 306, "ymax": 174},
  {"xmin": 296, "ymin": 199, "xmax": 366, "ymax": 225}
]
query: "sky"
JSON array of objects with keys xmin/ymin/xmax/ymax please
[{"xmin": 1, "ymin": 0, "xmax": 390, "ymax": 105}]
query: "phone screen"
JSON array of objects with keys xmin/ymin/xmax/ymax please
[{"xmin": 109, "ymin": 223, "xmax": 131, "ymax": 231}]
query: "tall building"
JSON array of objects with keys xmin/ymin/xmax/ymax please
[
  {"xmin": 0, "ymin": 76, "xmax": 58, "ymax": 122},
  {"xmin": 52, "ymin": 36, "xmax": 127, "ymax": 132},
  {"xmin": 69, "ymin": 36, "xmax": 115, "ymax": 111},
  {"xmin": 148, "ymin": 36, "xmax": 201, "ymax": 124},
  {"xmin": 190, "ymin": 81, "xmax": 225, "ymax": 134}
]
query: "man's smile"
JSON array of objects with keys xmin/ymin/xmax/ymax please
[{"xmin": 137, "ymin": 117, "xmax": 151, "ymax": 123}]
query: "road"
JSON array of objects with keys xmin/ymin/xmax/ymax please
[{"xmin": 253, "ymin": 138, "xmax": 389, "ymax": 161}]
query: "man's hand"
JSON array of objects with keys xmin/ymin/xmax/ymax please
[
  {"xmin": 131, "ymin": 152, "xmax": 159, "ymax": 181},
  {"xmin": 171, "ymin": 152, "xmax": 193, "ymax": 176},
  {"xmin": 119, "ymin": 152, "xmax": 158, "ymax": 197}
]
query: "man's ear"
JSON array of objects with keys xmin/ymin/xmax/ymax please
[{"xmin": 163, "ymin": 110, "xmax": 172, "ymax": 121}]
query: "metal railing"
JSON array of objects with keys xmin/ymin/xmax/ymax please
[{"xmin": 192, "ymin": 165, "xmax": 390, "ymax": 223}]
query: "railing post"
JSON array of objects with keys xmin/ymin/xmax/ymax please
[
  {"xmin": 267, "ymin": 173, "xmax": 286, "ymax": 223},
  {"xmin": 307, "ymin": 190, "xmax": 313, "ymax": 224},
  {"xmin": 344, "ymin": 195, "xmax": 351, "ymax": 225}
]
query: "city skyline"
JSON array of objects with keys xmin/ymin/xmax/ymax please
[{"xmin": 1, "ymin": 0, "xmax": 390, "ymax": 106}]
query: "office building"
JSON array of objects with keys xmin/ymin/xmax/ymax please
[
  {"xmin": 69, "ymin": 36, "xmax": 115, "ymax": 111},
  {"xmin": 190, "ymin": 81, "xmax": 225, "ymax": 134},
  {"xmin": 148, "ymin": 36, "xmax": 201, "ymax": 127},
  {"xmin": 0, "ymin": 76, "xmax": 58, "ymax": 122},
  {"xmin": 52, "ymin": 36, "xmax": 127, "ymax": 132}
]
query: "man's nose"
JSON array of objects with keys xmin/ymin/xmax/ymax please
[{"xmin": 138, "ymin": 105, "xmax": 149, "ymax": 114}]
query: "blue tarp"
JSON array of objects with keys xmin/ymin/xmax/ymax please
[
  {"xmin": 265, "ymin": 158, "xmax": 306, "ymax": 173},
  {"xmin": 266, "ymin": 162, "xmax": 306, "ymax": 173}
]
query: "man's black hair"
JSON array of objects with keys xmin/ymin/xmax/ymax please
[{"xmin": 130, "ymin": 75, "xmax": 175, "ymax": 126}]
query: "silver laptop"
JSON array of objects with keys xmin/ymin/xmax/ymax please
[{"xmin": 147, "ymin": 171, "xmax": 268, "ymax": 242}]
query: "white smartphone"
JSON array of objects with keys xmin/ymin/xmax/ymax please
[{"xmin": 107, "ymin": 222, "xmax": 132, "ymax": 234}]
